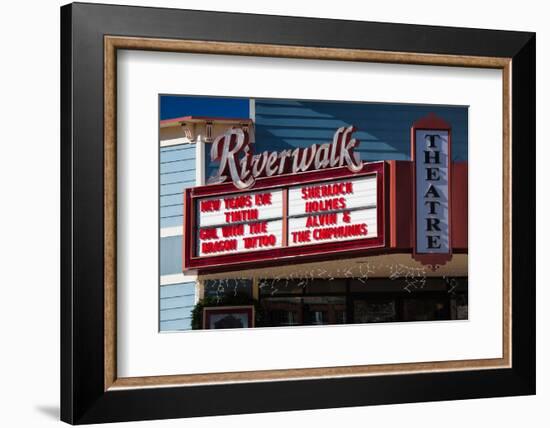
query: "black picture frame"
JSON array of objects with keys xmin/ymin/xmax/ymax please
[{"xmin": 61, "ymin": 2, "xmax": 535, "ymax": 424}]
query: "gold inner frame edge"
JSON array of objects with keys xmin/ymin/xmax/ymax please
[{"xmin": 104, "ymin": 36, "xmax": 512, "ymax": 391}]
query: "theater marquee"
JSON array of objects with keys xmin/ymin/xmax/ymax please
[{"xmin": 183, "ymin": 162, "xmax": 386, "ymax": 272}]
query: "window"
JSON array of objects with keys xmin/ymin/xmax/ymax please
[{"xmin": 203, "ymin": 279, "xmax": 252, "ymax": 301}]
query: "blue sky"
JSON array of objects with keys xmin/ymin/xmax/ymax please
[{"xmin": 160, "ymin": 95, "xmax": 249, "ymax": 120}]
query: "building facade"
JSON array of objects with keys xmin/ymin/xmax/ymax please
[{"xmin": 159, "ymin": 97, "xmax": 468, "ymax": 332}]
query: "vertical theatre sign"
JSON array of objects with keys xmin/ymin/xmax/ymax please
[
  {"xmin": 183, "ymin": 127, "xmax": 385, "ymax": 272},
  {"xmin": 412, "ymin": 114, "xmax": 452, "ymax": 269}
]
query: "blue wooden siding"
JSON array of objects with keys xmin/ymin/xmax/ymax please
[
  {"xmin": 204, "ymin": 99, "xmax": 467, "ymax": 179},
  {"xmin": 160, "ymin": 235, "xmax": 182, "ymax": 275},
  {"xmin": 160, "ymin": 144, "xmax": 196, "ymax": 331},
  {"xmin": 160, "ymin": 281, "xmax": 195, "ymax": 331},
  {"xmin": 160, "ymin": 144, "xmax": 196, "ymax": 229},
  {"xmin": 204, "ymin": 150, "xmax": 218, "ymax": 182},
  {"xmin": 253, "ymin": 99, "xmax": 468, "ymax": 162}
]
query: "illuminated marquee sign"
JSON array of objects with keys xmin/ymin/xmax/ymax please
[
  {"xmin": 183, "ymin": 163, "xmax": 385, "ymax": 272},
  {"xmin": 287, "ymin": 176, "xmax": 378, "ymax": 247},
  {"xmin": 412, "ymin": 114, "xmax": 452, "ymax": 268},
  {"xmin": 196, "ymin": 189, "xmax": 284, "ymax": 256}
]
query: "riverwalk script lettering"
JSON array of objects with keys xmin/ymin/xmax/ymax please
[
  {"xmin": 415, "ymin": 130, "xmax": 450, "ymax": 254},
  {"xmin": 207, "ymin": 126, "xmax": 364, "ymax": 189}
]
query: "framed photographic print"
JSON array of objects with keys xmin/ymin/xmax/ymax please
[{"xmin": 60, "ymin": 2, "xmax": 535, "ymax": 424}]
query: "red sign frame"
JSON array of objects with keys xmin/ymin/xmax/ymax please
[{"xmin": 183, "ymin": 162, "xmax": 387, "ymax": 273}]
